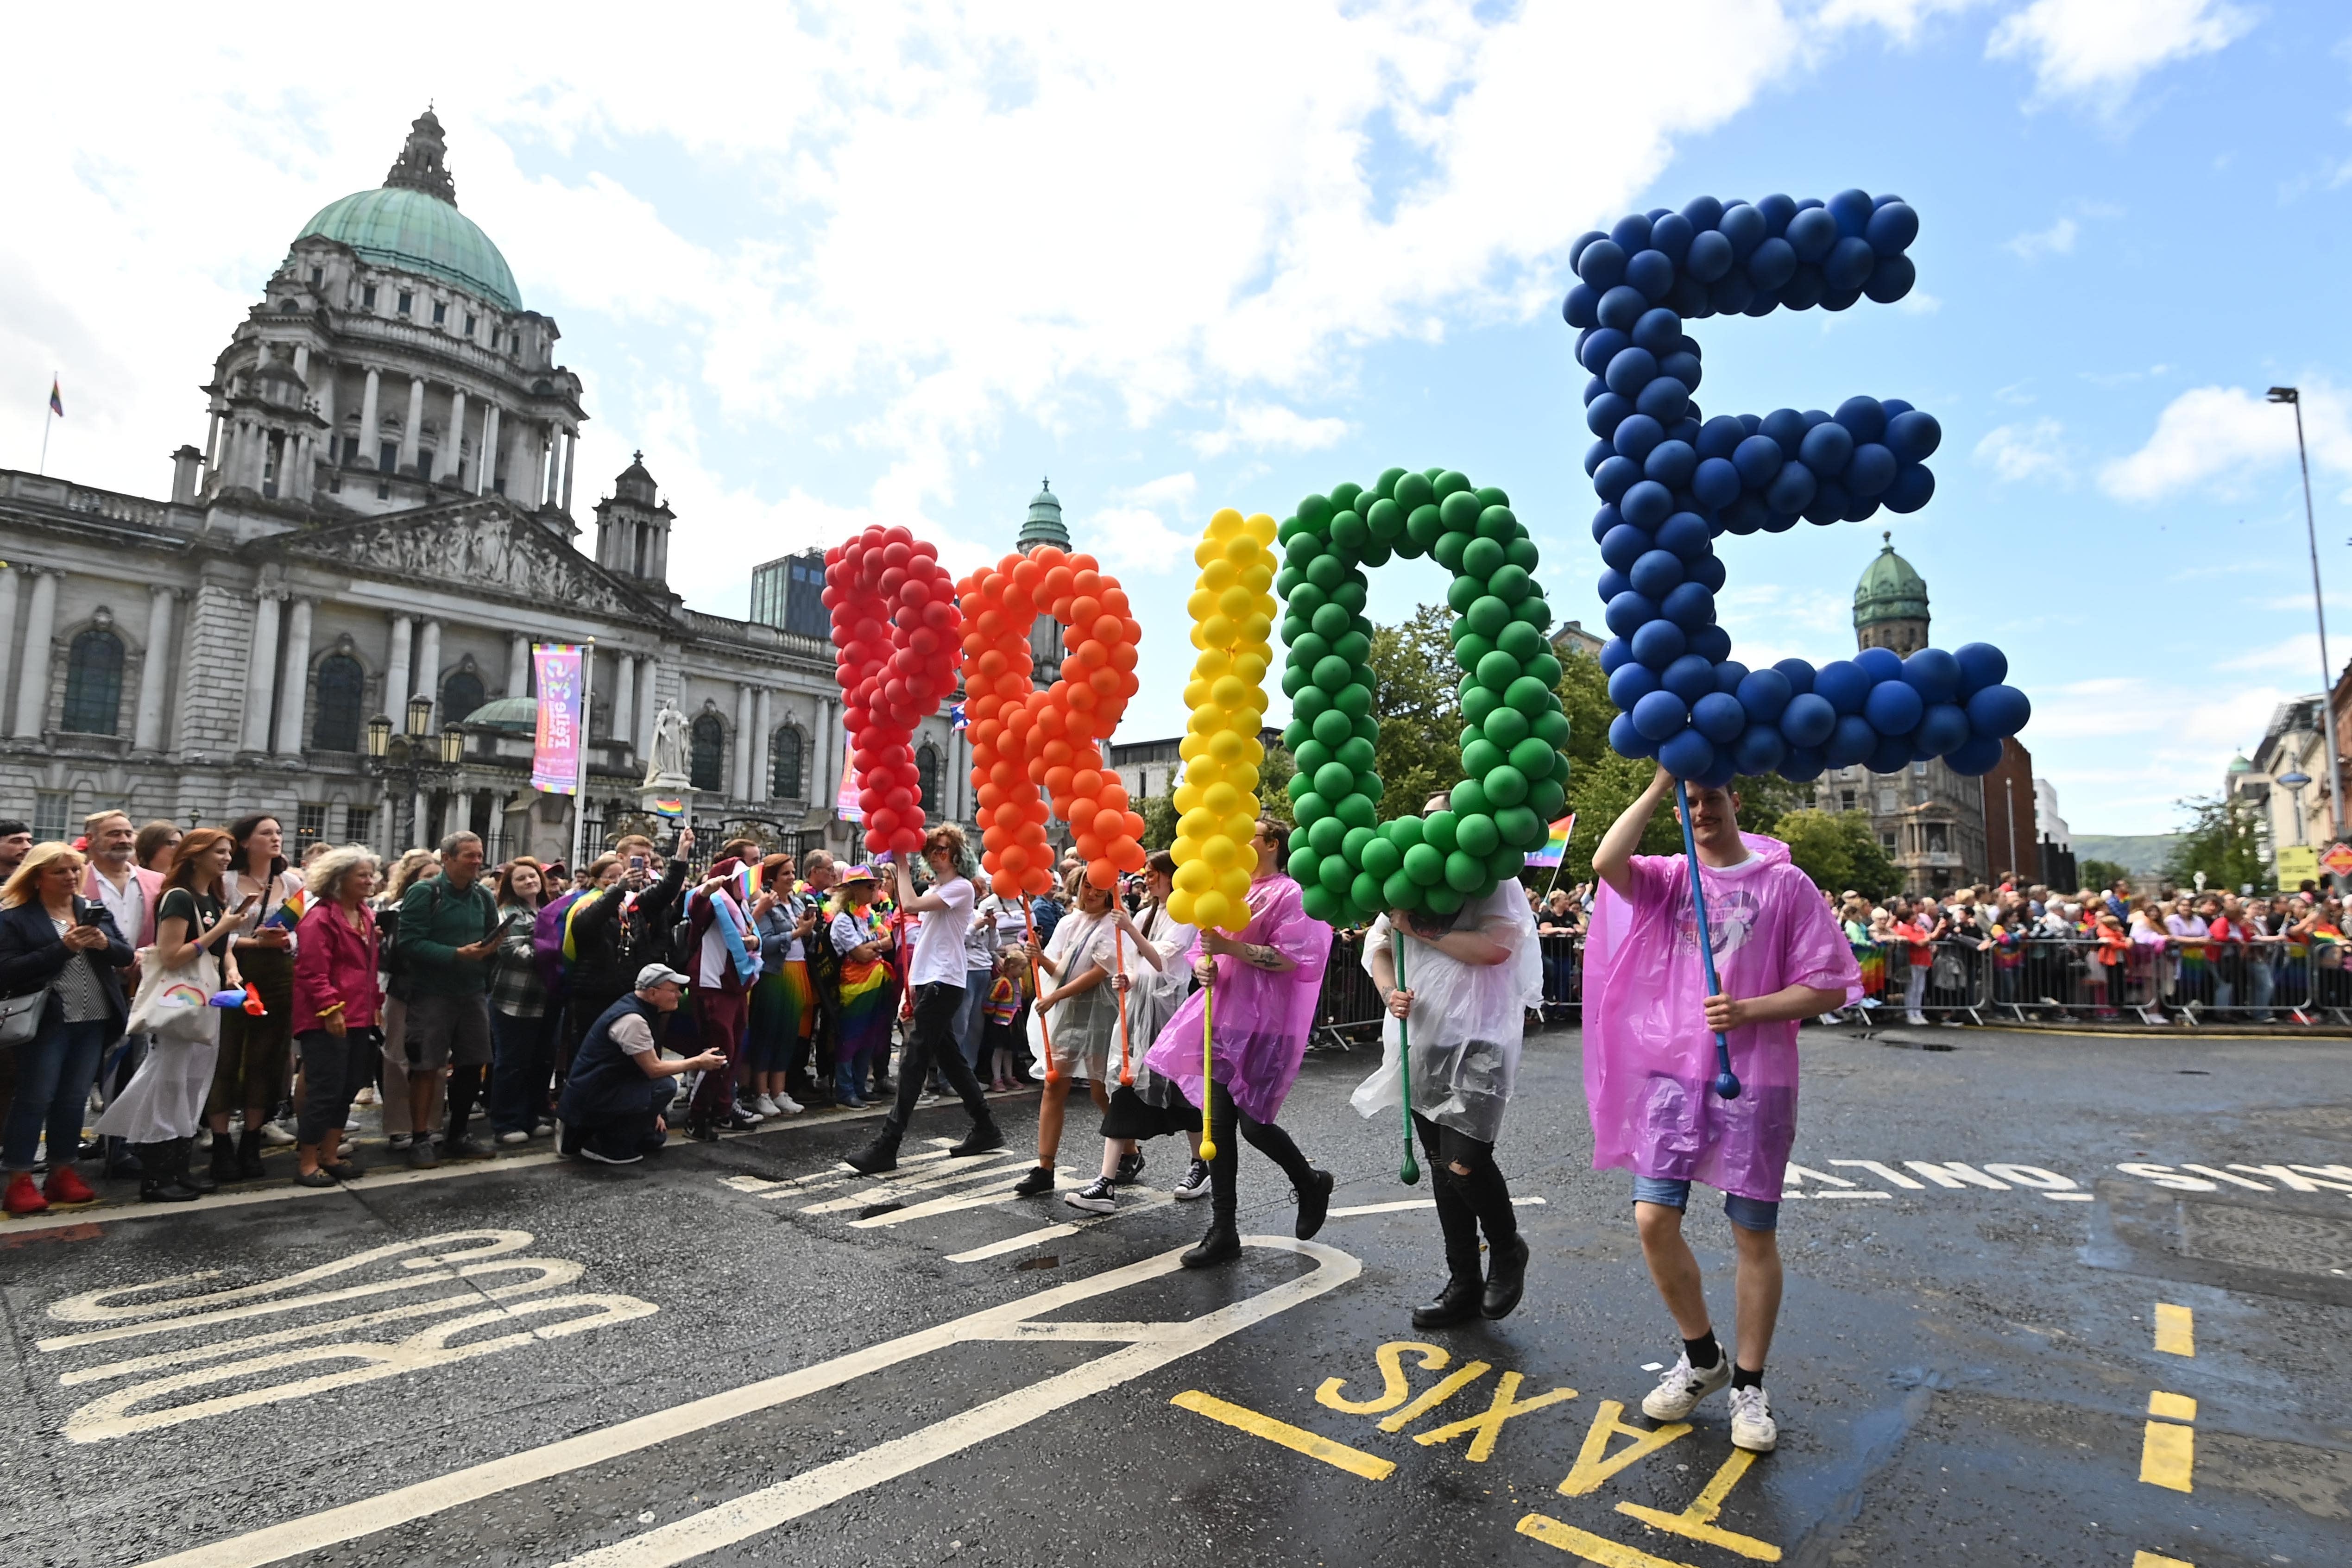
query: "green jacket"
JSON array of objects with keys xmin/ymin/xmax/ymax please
[{"xmin": 396, "ymin": 874, "xmax": 500, "ymax": 999}]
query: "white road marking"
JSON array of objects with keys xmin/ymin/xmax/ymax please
[
  {"xmin": 719, "ymin": 1139, "xmax": 966, "ymax": 1197},
  {"xmin": 1784, "ymin": 1190, "xmax": 1892, "ymax": 1200},
  {"xmin": 846, "ymin": 1167, "xmax": 1071, "ymax": 1227},
  {"xmin": 945, "ymin": 1193, "xmax": 1176, "ymax": 1262},
  {"xmin": 135, "ymin": 1238, "xmax": 1359, "ymax": 1568},
  {"xmin": 1829, "ymin": 1159, "xmax": 1925, "ymax": 1190},
  {"xmin": 0, "ymin": 1152, "xmax": 565, "ymax": 1234},
  {"xmin": 798, "ymin": 1157, "xmax": 1026, "ymax": 1214},
  {"xmin": 1326, "ymin": 1196, "xmax": 1549, "ymax": 1218}
]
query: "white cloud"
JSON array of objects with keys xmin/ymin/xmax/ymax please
[
  {"xmin": 2004, "ymin": 215, "xmax": 2079, "ymax": 258},
  {"xmin": 1086, "ymin": 505, "xmax": 1195, "ymax": 576},
  {"xmin": 1894, "ymin": 287, "xmax": 1943, "ymax": 315},
  {"xmin": 1974, "ymin": 418, "xmax": 2072, "ymax": 483},
  {"xmin": 1987, "ymin": 0, "xmax": 2257, "ymax": 110},
  {"xmin": 2099, "ymin": 379, "xmax": 2352, "ymax": 503},
  {"xmin": 1188, "ymin": 403, "xmax": 1352, "ymax": 460}
]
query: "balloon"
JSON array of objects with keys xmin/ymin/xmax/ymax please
[
  {"xmin": 829, "ymin": 525, "xmax": 962, "ymax": 856},
  {"xmin": 1167, "ymin": 510, "xmax": 1276, "ymax": 933}
]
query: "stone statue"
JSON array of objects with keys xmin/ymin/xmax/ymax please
[{"xmin": 643, "ymin": 700, "xmax": 689, "ymax": 787}]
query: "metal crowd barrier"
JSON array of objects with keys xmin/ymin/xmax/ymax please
[{"xmin": 1308, "ymin": 928, "xmax": 1588, "ymax": 1051}]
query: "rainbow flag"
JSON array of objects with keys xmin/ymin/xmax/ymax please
[
  {"xmin": 1523, "ymin": 813, "xmax": 1575, "ymax": 869},
  {"xmin": 263, "ymin": 888, "xmax": 308, "ymax": 930},
  {"xmin": 648, "ymin": 797, "xmax": 684, "ymax": 819},
  {"xmin": 48, "ymin": 376, "xmax": 63, "ymax": 418},
  {"xmin": 733, "ymin": 860, "xmax": 760, "ymax": 905}
]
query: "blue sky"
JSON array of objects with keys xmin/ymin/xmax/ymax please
[{"xmin": 6, "ymin": 0, "xmax": 2347, "ymax": 834}]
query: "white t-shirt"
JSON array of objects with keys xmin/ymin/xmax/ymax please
[{"xmin": 907, "ymin": 876, "xmax": 976, "ymax": 989}]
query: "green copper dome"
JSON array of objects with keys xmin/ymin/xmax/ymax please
[
  {"xmin": 1854, "ymin": 532, "xmax": 1929, "ymax": 630},
  {"xmin": 298, "ymin": 186, "xmax": 520, "ymax": 311},
  {"xmin": 1017, "ymin": 478, "xmax": 1071, "ymax": 553}
]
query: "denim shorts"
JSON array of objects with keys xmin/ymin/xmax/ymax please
[{"xmin": 1632, "ymin": 1175, "xmax": 1780, "ymax": 1232}]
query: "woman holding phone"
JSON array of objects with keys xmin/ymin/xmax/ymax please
[
  {"xmin": 0, "ymin": 843, "xmax": 137, "ymax": 1214},
  {"xmin": 487, "ymin": 858, "xmax": 552, "ymax": 1145},
  {"xmin": 207, "ymin": 815, "xmax": 304, "ymax": 1182}
]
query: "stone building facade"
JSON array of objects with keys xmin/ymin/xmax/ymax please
[
  {"xmin": 0, "ymin": 112, "xmax": 985, "ymax": 863},
  {"xmin": 1812, "ymin": 535, "xmax": 1989, "ymax": 894}
]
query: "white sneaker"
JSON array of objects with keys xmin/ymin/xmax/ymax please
[
  {"xmin": 1173, "ymin": 1158, "xmax": 1212, "ymax": 1202},
  {"xmin": 752, "ymin": 1095, "xmax": 780, "ymax": 1116},
  {"xmin": 1728, "ymin": 1384, "xmax": 1777, "ymax": 1451},
  {"xmin": 1641, "ymin": 1351, "xmax": 1733, "ymax": 1421},
  {"xmin": 387, "ymin": 1133, "xmax": 412, "ymax": 1151},
  {"xmin": 261, "ymin": 1120, "xmax": 298, "ymax": 1146},
  {"xmin": 1904, "ymin": 1012, "xmax": 1928, "ymax": 1026},
  {"xmin": 774, "ymin": 1094, "xmax": 804, "ymax": 1115},
  {"xmin": 355, "ymin": 1087, "xmax": 378, "ymax": 1107},
  {"xmin": 498, "ymin": 1130, "xmax": 530, "ymax": 1146}
]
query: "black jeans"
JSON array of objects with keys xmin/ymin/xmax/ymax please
[
  {"xmin": 877, "ymin": 981, "xmax": 994, "ymax": 1146},
  {"xmin": 1206, "ymin": 1081, "xmax": 1315, "ymax": 1222},
  {"xmin": 296, "ymin": 1026, "xmax": 384, "ymax": 1145},
  {"xmin": 1412, "ymin": 1112, "xmax": 1518, "ymax": 1282}
]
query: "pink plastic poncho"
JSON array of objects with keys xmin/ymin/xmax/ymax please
[
  {"xmin": 1583, "ymin": 833, "xmax": 1860, "ymax": 1202},
  {"xmin": 1141, "ymin": 873, "xmax": 1330, "ymax": 1123}
]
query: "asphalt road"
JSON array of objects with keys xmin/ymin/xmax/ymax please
[{"xmin": 2, "ymin": 1022, "xmax": 2347, "ymax": 1568}]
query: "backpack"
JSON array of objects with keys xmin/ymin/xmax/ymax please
[{"xmin": 384, "ymin": 883, "xmax": 440, "ymax": 1003}]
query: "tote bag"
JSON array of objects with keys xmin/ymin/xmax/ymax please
[{"xmin": 125, "ymin": 944, "xmax": 221, "ymax": 1045}]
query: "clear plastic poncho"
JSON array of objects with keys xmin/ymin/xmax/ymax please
[
  {"xmin": 1349, "ymin": 882, "xmax": 1543, "ymax": 1145},
  {"xmin": 1141, "ymin": 874, "xmax": 1330, "ymax": 1123},
  {"xmin": 1583, "ymin": 833, "xmax": 1860, "ymax": 1202},
  {"xmin": 1028, "ymin": 907, "xmax": 1120, "ymax": 1076}
]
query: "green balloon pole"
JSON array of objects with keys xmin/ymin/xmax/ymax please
[{"xmin": 1394, "ymin": 926, "xmax": 1420, "ymax": 1185}]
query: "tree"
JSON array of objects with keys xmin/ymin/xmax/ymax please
[
  {"xmin": 1773, "ymin": 808, "xmax": 1904, "ymax": 901},
  {"xmin": 2163, "ymin": 793, "xmax": 2268, "ymax": 894},
  {"xmin": 1366, "ymin": 603, "xmax": 1466, "ymax": 820},
  {"xmin": 1141, "ymin": 769, "xmax": 1179, "ymax": 853},
  {"xmin": 1258, "ymin": 743, "xmax": 1298, "ymax": 827},
  {"xmin": 2079, "ymin": 857, "xmax": 2129, "ymax": 894}
]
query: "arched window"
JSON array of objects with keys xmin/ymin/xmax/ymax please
[
  {"xmin": 771, "ymin": 726, "xmax": 803, "ymax": 800},
  {"xmin": 691, "ymin": 714, "xmax": 726, "ymax": 793},
  {"xmin": 917, "ymin": 743, "xmax": 942, "ymax": 820},
  {"xmin": 441, "ymin": 668, "xmax": 485, "ymax": 724},
  {"xmin": 313, "ymin": 654, "xmax": 364, "ymax": 752},
  {"xmin": 61, "ymin": 629, "xmax": 123, "ymax": 735}
]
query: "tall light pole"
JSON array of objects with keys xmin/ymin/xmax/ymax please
[{"xmin": 2270, "ymin": 386, "xmax": 2344, "ymax": 846}]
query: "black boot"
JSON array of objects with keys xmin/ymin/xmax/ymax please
[
  {"xmin": 843, "ymin": 1133, "xmax": 900, "ymax": 1175},
  {"xmin": 175, "ymin": 1138, "xmax": 217, "ymax": 1194},
  {"xmin": 1482, "ymin": 1234, "xmax": 1530, "ymax": 1320},
  {"xmin": 1412, "ymin": 1276, "xmax": 1482, "ymax": 1329},
  {"xmin": 1294, "ymin": 1168, "xmax": 1334, "ymax": 1241},
  {"xmin": 235, "ymin": 1127, "xmax": 266, "ymax": 1179},
  {"xmin": 138, "ymin": 1145, "xmax": 198, "ymax": 1203},
  {"xmin": 210, "ymin": 1131, "xmax": 240, "ymax": 1183},
  {"xmin": 948, "ymin": 1118, "xmax": 1004, "ymax": 1158},
  {"xmin": 1181, "ymin": 1214, "xmax": 1242, "ymax": 1268}
]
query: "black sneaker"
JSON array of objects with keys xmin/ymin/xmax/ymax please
[
  {"xmin": 1063, "ymin": 1177, "xmax": 1117, "ymax": 1214},
  {"xmin": 948, "ymin": 1121, "xmax": 1005, "ymax": 1159},
  {"xmin": 1173, "ymin": 1158, "xmax": 1211, "ymax": 1202},
  {"xmin": 1294, "ymin": 1167, "xmax": 1334, "ymax": 1241},
  {"xmin": 1012, "ymin": 1165, "xmax": 1058, "ymax": 1197},
  {"xmin": 1113, "ymin": 1150, "xmax": 1146, "ymax": 1186},
  {"xmin": 843, "ymin": 1139, "xmax": 898, "ymax": 1176}
]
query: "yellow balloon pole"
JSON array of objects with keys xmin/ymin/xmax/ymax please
[{"xmin": 1165, "ymin": 506, "xmax": 1277, "ymax": 1168}]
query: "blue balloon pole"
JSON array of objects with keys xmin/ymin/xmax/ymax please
[{"xmin": 1673, "ymin": 778, "xmax": 1742, "ymax": 1101}]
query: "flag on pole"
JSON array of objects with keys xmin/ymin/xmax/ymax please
[
  {"xmin": 1523, "ymin": 813, "xmax": 1575, "ymax": 869},
  {"xmin": 48, "ymin": 377, "xmax": 63, "ymax": 418}
]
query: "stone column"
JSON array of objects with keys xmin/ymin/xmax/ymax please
[
  {"xmin": 636, "ymin": 657, "xmax": 661, "ymax": 755},
  {"xmin": 385, "ymin": 613, "xmax": 413, "ymax": 727},
  {"xmin": 560, "ymin": 430, "xmax": 577, "ymax": 513},
  {"xmin": 477, "ymin": 404, "xmax": 500, "ymax": 495},
  {"xmin": 132, "ymin": 585, "xmax": 177, "ymax": 752},
  {"xmin": 315, "ymin": 369, "xmax": 336, "ymax": 445},
  {"xmin": 415, "ymin": 789, "xmax": 432, "ymax": 849},
  {"xmin": 733, "ymin": 684, "xmax": 756, "ymax": 800},
  {"xmin": 272, "ymin": 598, "xmax": 314, "ymax": 755},
  {"xmin": 414, "ymin": 618, "xmax": 442, "ymax": 723},
  {"xmin": 0, "ymin": 568, "xmax": 19, "ymax": 735},
  {"xmin": 239, "ymin": 589, "xmax": 281, "ymax": 753},
  {"xmin": 5, "ymin": 569, "xmax": 47, "ymax": 740},
  {"xmin": 359, "ymin": 368, "xmax": 381, "ymax": 468},
  {"xmin": 752, "ymin": 687, "xmax": 773, "ymax": 801},
  {"xmin": 202, "ymin": 410, "xmax": 222, "ymax": 477},
  {"xmin": 613, "ymin": 653, "xmax": 637, "ymax": 748},
  {"xmin": 399, "ymin": 376, "xmax": 425, "ymax": 473},
  {"xmin": 508, "ymin": 631, "xmax": 530, "ymax": 697},
  {"xmin": 441, "ymin": 388, "xmax": 467, "ymax": 484},
  {"xmin": 292, "ymin": 344, "xmax": 309, "ymax": 384},
  {"xmin": 508, "ymin": 419, "xmax": 535, "ymax": 505}
]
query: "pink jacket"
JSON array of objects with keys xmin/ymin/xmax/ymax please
[
  {"xmin": 292, "ymin": 900, "xmax": 382, "ymax": 1034},
  {"xmin": 82, "ymin": 864, "xmax": 166, "ymax": 948}
]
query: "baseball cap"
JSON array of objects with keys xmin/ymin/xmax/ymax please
[{"xmin": 635, "ymin": 962, "xmax": 691, "ymax": 991}]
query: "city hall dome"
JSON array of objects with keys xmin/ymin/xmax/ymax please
[{"xmin": 294, "ymin": 109, "xmax": 521, "ymax": 311}]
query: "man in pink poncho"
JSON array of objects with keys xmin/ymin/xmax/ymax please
[
  {"xmin": 1589, "ymin": 765, "xmax": 1860, "ymax": 1455},
  {"xmin": 1140, "ymin": 818, "xmax": 1336, "ymax": 1269}
]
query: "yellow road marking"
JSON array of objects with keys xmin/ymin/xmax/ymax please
[
  {"xmin": 1517, "ymin": 1513, "xmax": 1701, "ymax": 1567},
  {"xmin": 2153, "ymin": 1303, "xmax": 2193, "ymax": 1357},
  {"xmin": 2147, "ymin": 1391, "xmax": 2196, "ymax": 1421},
  {"xmin": 2131, "ymin": 1554, "xmax": 2194, "ymax": 1568},
  {"xmin": 1410, "ymin": 1371, "xmax": 1578, "ymax": 1462},
  {"xmin": 2139, "ymin": 1421, "xmax": 2193, "ymax": 1492},
  {"xmin": 1317, "ymin": 1340, "xmax": 1450, "ymax": 1415},
  {"xmin": 1376, "ymin": 1359, "xmax": 1491, "ymax": 1432},
  {"xmin": 1170, "ymin": 1390, "xmax": 1394, "ymax": 1481},
  {"xmin": 1614, "ymin": 1448, "xmax": 1782, "ymax": 1562},
  {"xmin": 1557, "ymin": 1400, "xmax": 1691, "ymax": 1496}
]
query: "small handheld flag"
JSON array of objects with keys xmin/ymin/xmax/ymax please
[{"xmin": 1524, "ymin": 814, "xmax": 1575, "ymax": 869}]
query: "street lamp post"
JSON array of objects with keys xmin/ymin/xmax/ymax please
[
  {"xmin": 2269, "ymin": 387, "xmax": 2344, "ymax": 850},
  {"xmin": 365, "ymin": 705, "xmax": 468, "ymax": 850},
  {"xmin": 2279, "ymin": 769, "xmax": 2311, "ymax": 847}
]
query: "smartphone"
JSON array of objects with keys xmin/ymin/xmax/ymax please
[{"xmin": 629, "ymin": 855, "xmax": 648, "ymax": 872}]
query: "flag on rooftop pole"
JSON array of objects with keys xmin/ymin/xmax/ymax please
[{"xmin": 48, "ymin": 377, "xmax": 63, "ymax": 417}]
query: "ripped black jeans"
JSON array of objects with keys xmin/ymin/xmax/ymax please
[{"xmin": 1412, "ymin": 1112, "xmax": 1520, "ymax": 1283}]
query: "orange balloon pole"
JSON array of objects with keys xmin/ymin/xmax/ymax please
[
  {"xmin": 1023, "ymin": 903, "xmax": 1061, "ymax": 1087},
  {"xmin": 1113, "ymin": 920, "xmax": 1134, "ymax": 1087}
]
